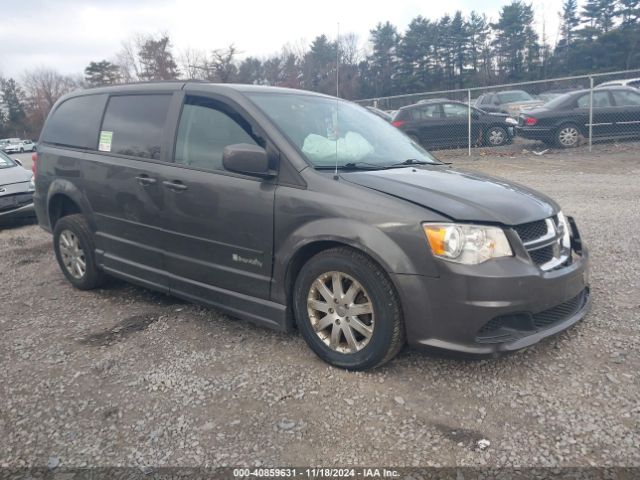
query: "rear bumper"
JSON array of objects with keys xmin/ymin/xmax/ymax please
[
  {"xmin": 516, "ymin": 126, "xmax": 555, "ymax": 141},
  {"xmin": 392, "ymin": 246, "xmax": 590, "ymax": 356},
  {"xmin": 0, "ymin": 202, "xmax": 35, "ymax": 222}
]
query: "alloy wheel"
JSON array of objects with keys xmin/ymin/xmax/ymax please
[
  {"xmin": 488, "ymin": 128, "xmax": 505, "ymax": 146},
  {"xmin": 307, "ymin": 271, "xmax": 375, "ymax": 354},
  {"xmin": 558, "ymin": 126, "xmax": 579, "ymax": 147},
  {"xmin": 59, "ymin": 229, "xmax": 86, "ymax": 279}
]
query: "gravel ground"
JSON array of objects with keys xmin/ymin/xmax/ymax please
[{"xmin": 1, "ymin": 141, "xmax": 639, "ymax": 469}]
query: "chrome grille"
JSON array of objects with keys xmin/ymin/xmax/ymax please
[
  {"xmin": 513, "ymin": 217, "xmax": 570, "ymax": 271},
  {"xmin": 513, "ymin": 220, "xmax": 547, "ymax": 243},
  {"xmin": 529, "ymin": 245, "xmax": 554, "ymax": 265}
]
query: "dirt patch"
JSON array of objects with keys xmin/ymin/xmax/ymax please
[
  {"xmin": 80, "ymin": 313, "xmax": 161, "ymax": 347},
  {"xmin": 432, "ymin": 422, "xmax": 486, "ymax": 448}
]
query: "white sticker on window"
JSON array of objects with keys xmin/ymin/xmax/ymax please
[{"xmin": 98, "ymin": 130, "xmax": 113, "ymax": 152}]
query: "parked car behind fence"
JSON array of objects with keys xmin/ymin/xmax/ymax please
[
  {"xmin": 517, "ymin": 86, "xmax": 640, "ymax": 148},
  {"xmin": 356, "ymin": 68, "xmax": 640, "ymax": 154},
  {"xmin": 391, "ymin": 99, "xmax": 516, "ymax": 149}
]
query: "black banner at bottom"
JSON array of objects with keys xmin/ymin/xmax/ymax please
[{"xmin": 0, "ymin": 467, "xmax": 638, "ymax": 480}]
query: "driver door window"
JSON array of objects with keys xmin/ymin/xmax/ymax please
[{"xmin": 175, "ymin": 100, "xmax": 258, "ymax": 171}]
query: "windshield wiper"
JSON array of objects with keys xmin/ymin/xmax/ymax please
[
  {"xmin": 388, "ymin": 158, "xmax": 443, "ymax": 167},
  {"xmin": 316, "ymin": 162, "xmax": 385, "ymax": 171}
]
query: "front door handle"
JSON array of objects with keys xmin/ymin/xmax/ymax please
[
  {"xmin": 135, "ymin": 174, "xmax": 157, "ymax": 186},
  {"xmin": 162, "ymin": 180, "xmax": 188, "ymax": 191}
]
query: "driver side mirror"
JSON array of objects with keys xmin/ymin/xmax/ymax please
[{"xmin": 223, "ymin": 144, "xmax": 276, "ymax": 178}]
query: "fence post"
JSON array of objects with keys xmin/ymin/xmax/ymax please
[
  {"xmin": 468, "ymin": 89, "xmax": 472, "ymax": 157},
  {"xmin": 588, "ymin": 77, "xmax": 594, "ymax": 152}
]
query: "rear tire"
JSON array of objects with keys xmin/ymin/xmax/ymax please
[
  {"xmin": 555, "ymin": 123, "xmax": 582, "ymax": 148},
  {"xmin": 53, "ymin": 214, "xmax": 105, "ymax": 290},
  {"xmin": 293, "ymin": 247, "xmax": 405, "ymax": 370}
]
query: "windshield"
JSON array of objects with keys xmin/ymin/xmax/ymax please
[
  {"xmin": 0, "ymin": 151, "xmax": 16, "ymax": 168},
  {"xmin": 498, "ymin": 91, "xmax": 534, "ymax": 103},
  {"xmin": 247, "ymin": 93, "xmax": 439, "ymax": 168}
]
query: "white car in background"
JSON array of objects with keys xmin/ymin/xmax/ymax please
[
  {"xmin": 596, "ymin": 77, "xmax": 640, "ymax": 89},
  {"xmin": 3, "ymin": 139, "xmax": 37, "ymax": 153}
]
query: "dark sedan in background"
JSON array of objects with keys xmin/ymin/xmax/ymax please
[
  {"xmin": 516, "ymin": 86, "xmax": 640, "ymax": 148},
  {"xmin": 0, "ymin": 151, "xmax": 35, "ymax": 225},
  {"xmin": 391, "ymin": 99, "xmax": 517, "ymax": 149}
]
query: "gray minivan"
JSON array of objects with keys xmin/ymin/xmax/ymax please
[{"xmin": 34, "ymin": 82, "xmax": 590, "ymax": 370}]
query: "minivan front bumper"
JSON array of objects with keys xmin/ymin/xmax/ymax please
[{"xmin": 393, "ymin": 244, "xmax": 590, "ymax": 355}]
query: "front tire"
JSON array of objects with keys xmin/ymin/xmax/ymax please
[
  {"xmin": 53, "ymin": 214, "xmax": 105, "ymax": 290},
  {"xmin": 293, "ymin": 247, "xmax": 405, "ymax": 370}
]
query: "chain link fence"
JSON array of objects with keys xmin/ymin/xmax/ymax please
[{"xmin": 357, "ymin": 69, "xmax": 640, "ymax": 156}]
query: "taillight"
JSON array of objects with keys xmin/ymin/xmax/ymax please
[
  {"xmin": 524, "ymin": 117, "xmax": 538, "ymax": 126},
  {"xmin": 32, "ymin": 152, "xmax": 38, "ymax": 175},
  {"xmin": 391, "ymin": 120, "xmax": 405, "ymax": 128}
]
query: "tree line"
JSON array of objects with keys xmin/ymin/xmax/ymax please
[{"xmin": 1, "ymin": 0, "xmax": 639, "ymax": 138}]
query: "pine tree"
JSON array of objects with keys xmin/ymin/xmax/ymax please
[
  {"xmin": 560, "ymin": 0, "xmax": 580, "ymax": 45},
  {"xmin": 492, "ymin": 1, "xmax": 540, "ymax": 78},
  {"xmin": 0, "ymin": 78, "xmax": 26, "ymax": 129},
  {"xmin": 619, "ymin": 0, "xmax": 640, "ymax": 27},
  {"xmin": 138, "ymin": 35, "xmax": 179, "ymax": 80},
  {"xmin": 450, "ymin": 11, "xmax": 470, "ymax": 85},
  {"xmin": 368, "ymin": 22, "xmax": 400, "ymax": 97},
  {"xmin": 84, "ymin": 60, "xmax": 121, "ymax": 87}
]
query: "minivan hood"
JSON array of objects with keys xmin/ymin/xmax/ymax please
[
  {"xmin": 0, "ymin": 165, "xmax": 32, "ymax": 187},
  {"xmin": 341, "ymin": 166, "xmax": 558, "ymax": 225}
]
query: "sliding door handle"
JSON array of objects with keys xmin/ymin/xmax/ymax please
[{"xmin": 162, "ymin": 180, "xmax": 188, "ymax": 191}]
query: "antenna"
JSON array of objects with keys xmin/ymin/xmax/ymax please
[{"xmin": 334, "ymin": 22, "xmax": 340, "ymax": 180}]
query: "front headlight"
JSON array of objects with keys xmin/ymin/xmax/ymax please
[
  {"xmin": 557, "ymin": 211, "xmax": 571, "ymax": 249},
  {"xmin": 423, "ymin": 223, "xmax": 513, "ymax": 265},
  {"xmin": 28, "ymin": 175, "xmax": 35, "ymax": 191}
]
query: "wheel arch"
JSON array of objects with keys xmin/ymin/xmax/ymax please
[
  {"xmin": 47, "ymin": 179, "xmax": 94, "ymax": 230},
  {"xmin": 274, "ymin": 219, "xmax": 418, "ymax": 330},
  {"xmin": 283, "ymin": 239, "xmax": 405, "ymax": 331}
]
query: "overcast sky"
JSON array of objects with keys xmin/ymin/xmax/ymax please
[{"xmin": 0, "ymin": 0, "xmax": 562, "ymax": 79}]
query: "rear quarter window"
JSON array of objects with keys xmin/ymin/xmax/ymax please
[
  {"xmin": 40, "ymin": 94, "xmax": 108, "ymax": 149},
  {"xmin": 100, "ymin": 94, "xmax": 171, "ymax": 160}
]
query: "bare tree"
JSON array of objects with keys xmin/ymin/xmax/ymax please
[
  {"xmin": 208, "ymin": 45, "xmax": 239, "ymax": 83},
  {"xmin": 179, "ymin": 48, "xmax": 208, "ymax": 80},
  {"xmin": 116, "ymin": 35, "xmax": 144, "ymax": 82},
  {"xmin": 339, "ymin": 32, "xmax": 363, "ymax": 66},
  {"xmin": 22, "ymin": 68, "xmax": 79, "ymax": 135}
]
